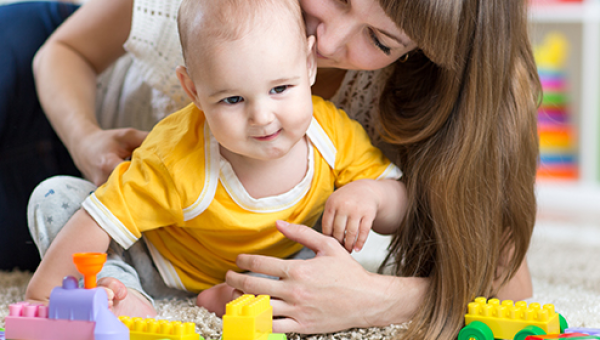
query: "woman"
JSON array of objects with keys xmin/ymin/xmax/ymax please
[{"xmin": 18, "ymin": 0, "xmax": 539, "ymax": 338}]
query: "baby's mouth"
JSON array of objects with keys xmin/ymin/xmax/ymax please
[{"xmin": 253, "ymin": 129, "xmax": 282, "ymax": 141}]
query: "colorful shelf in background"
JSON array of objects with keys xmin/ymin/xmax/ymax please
[{"xmin": 534, "ymin": 32, "xmax": 578, "ymax": 181}]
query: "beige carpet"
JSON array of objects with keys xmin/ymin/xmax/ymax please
[{"xmin": 1, "ymin": 217, "xmax": 599, "ymax": 339}]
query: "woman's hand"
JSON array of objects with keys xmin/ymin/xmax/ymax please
[
  {"xmin": 226, "ymin": 221, "xmax": 427, "ymax": 334},
  {"xmin": 73, "ymin": 127, "xmax": 148, "ymax": 186}
]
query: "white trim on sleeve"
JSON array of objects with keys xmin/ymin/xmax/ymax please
[
  {"xmin": 81, "ymin": 194, "xmax": 139, "ymax": 249},
  {"xmin": 377, "ymin": 163, "xmax": 403, "ymax": 180}
]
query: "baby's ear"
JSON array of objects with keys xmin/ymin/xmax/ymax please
[
  {"xmin": 176, "ymin": 65, "xmax": 202, "ymax": 110},
  {"xmin": 306, "ymin": 35, "xmax": 317, "ymax": 86}
]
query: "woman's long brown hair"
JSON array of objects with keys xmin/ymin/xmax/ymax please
[{"xmin": 376, "ymin": 0, "xmax": 541, "ymax": 338}]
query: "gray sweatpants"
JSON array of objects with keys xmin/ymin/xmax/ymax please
[{"xmin": 27, "ymin": 175, "xmax": 315, "ymax": 305}]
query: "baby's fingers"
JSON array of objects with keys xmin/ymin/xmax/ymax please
[
  {"xmin": 343, "ymin": 217, "xmax": 361, "ymax": 253},
  {"xmin": 354, "ymin": 218, "xmax": 374, "ymax": 252},
  {"xmin": 321, "ymin": 209, "xmax": 334, "ymax": 237},
  {"xmin": 332, "ymin": 214, "xmax": 347, "ymax": 244}
]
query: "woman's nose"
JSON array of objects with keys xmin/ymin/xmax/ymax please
[{"xmin": 316, "ymin": 16, "xmax": 354, "ymax": 58}]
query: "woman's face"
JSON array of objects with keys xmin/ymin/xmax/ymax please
[{"xmin": 301, "ymin": 0, "xmax": 418, "ymax": 70}]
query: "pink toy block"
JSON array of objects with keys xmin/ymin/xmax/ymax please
[{"xmin": 5, "ymin": 302, "xmax": 96, "ymax": 340}]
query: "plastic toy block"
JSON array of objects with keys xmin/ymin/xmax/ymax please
[
  {"xmin": 266, "ymin": 334, "xmax": 287, "ymax": 340},
  {"xmin": 73, "ymin": 252, "xmax": 107, "ymax": 289},
  {"xmin": 119, "ymin": 316, "xmax": 202, "ymax": 340},
  {"xmin": 526, "ymin": 333, "xmax": 600, "ymax": 339},
  {"xmin": 5, "ymin": 300, "xmax": 96, "ymax": 340},
  {"xmin": 464, "ymin": 297, "xmax": 561, "ymax": 339},
  {"xmin": 5, "ymin": 262, "xmax": 129, "ymax": 340},
  {"xmin": 567, "ymin": 328, "xmax": 600, "ymax": 336},
  {"xmin": 222, "ymin": 295, "xmax": 273, "ymax": 340}
]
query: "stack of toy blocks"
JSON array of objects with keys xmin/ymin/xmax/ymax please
[
  {"xmin": 4, "ymin": 276, "xmax": 129, "ymax": 340},
  {"xmin": 119, "ymin": 316, "xmax": 202, "ymax": 340},
  {"xmin": 465, "ymin": 297, "xmax": 561, "ymax": 339},
  {"xmin": 534, "ymin": 32, "xmax": 578, "ymax": 180},
  {"xmin": 222, "ymin": 295, "xmax": 285, "ymax": 340}
]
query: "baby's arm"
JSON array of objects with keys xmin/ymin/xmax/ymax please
[
  {"xmin": 322, "ymin": 179, "xmax": 407, "ymax": 252},
  {"xmin": 26, "ymin": 209, "xmax": 111, "ymax": 303}
]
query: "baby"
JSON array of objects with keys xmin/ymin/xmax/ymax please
[{"xmin": 26, "ymin": 0, "xmax": 406, "ymax": 317}]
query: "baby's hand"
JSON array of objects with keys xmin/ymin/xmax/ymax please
[{"xmin": 321, "ymin": 180, "xmax": 379, "ymax": 252}]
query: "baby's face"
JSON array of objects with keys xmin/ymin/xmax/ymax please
[{"xmin": 190, "ymin": 22, "xmax": 315, "ymax": 162}]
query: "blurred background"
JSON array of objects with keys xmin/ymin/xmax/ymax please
[{"xmin": 529, "ymin": 0, "xmax": 600, "ymax": 224}]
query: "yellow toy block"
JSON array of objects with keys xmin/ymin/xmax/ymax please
[
  {"xmin": 119, "ymin": 316, "xmax": 202, "ymax": 340},
  {"xmin": 222, "ymin": 294, "xmax": 272, "ymax": 340},
  {"xmin": 465, "ymin": 297, "xmax": 561, "ymax": 339}
]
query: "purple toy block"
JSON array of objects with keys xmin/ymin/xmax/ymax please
[
  {"xmin": 566, "ymin": 328, "xmax": 600, "ymax": 336},
  {"xmin": 5, "ymin": 276, "xmax": 129, "ymax": 340}
]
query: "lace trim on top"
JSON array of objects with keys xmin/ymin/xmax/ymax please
[
  {"xmin": 330, "ymin": 66, "xmax": 397, "ymax": 162},
  {"xmin": 124, "ymin": 0, "xmax": 187, "ymax": 108}
]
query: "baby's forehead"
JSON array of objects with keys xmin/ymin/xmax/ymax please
[
  {"xmin": 181, "ymin": 0, "xmax": 305, "ymax": 48},
  {"xmin": 186, "ymin": 23, "xmax": 307, "ymax": 84},
  {"xmin": 189, "ymin": 17, "xmax": 306, "ymax": 59}
]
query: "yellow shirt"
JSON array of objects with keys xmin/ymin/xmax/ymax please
[{"xmin": 82, "ymin": 96, "xmax": 402, "ymax": 292}]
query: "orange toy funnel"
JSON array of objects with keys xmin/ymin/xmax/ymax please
[{"xmin": 73, "ymin": 252, "xmax": 107, "ymax": 289}]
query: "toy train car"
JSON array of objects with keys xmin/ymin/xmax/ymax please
[{"xmin": 459, "ymin": 297, "xmax": 569, "ymax": 340}]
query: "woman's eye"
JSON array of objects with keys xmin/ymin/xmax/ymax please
[
  {"xmin": 270, "ymin": 85, "xmax": 288, "ymax": 94},
  {"xmin": 222, "ymin": 96, "xmax": 243, "ymax": 104},
  {"xmin": 368, "ymin": 28, "xmax": 391, "ymax": 56}
]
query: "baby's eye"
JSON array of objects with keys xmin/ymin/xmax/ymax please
[
  {"xmin": 222, "ymin": 96, "xmax": 243, "ymax": 104},
  {"xmin": 270, "ymin": 85, "xmax": 288, "ymax": 94}
]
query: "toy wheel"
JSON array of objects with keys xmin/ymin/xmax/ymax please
[
  {"xmin": 458, "ymin": 321, "xmax": 494, "ymax": 340},
  {"xmin": 514, "ymin": 325, "xmax": 546, "ymax": 340},
  {"xmin": 559, "ymin": 313, "xmax": 569, "ymax": 333}
]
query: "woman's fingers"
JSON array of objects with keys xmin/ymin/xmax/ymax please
[
  {"xmin": 269, "ymin": 297, "xmax": 291, "ymax": 316},
  {"xmin": 272, "ymin": 317, "xmax": 302, "ymax": 334},
  {"xmin": 275, "ymin": 220, "xmax": 343, "ymax": 255},
  {"xmin": 235, "ymin": 253, "xmax": 290, "ymax": 278},
  {"xmin": 116, "ymin": 128, "xmax": 148, "ymax": 151},
  {"xmin": 269, "ymin": 299, "xmax": 303, "ymax": 334},
  {"xmin": 225, "ymin": 270, "xmax": 285, "ymax": 297}
]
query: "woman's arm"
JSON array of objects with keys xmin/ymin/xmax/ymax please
[
  {"xmin": 33, "ymin": 0, "xmax": 147, "ymax": 185},
  {"xmin": 226, "ymin": 221, "xmax": 428, "ymax": 334}
]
